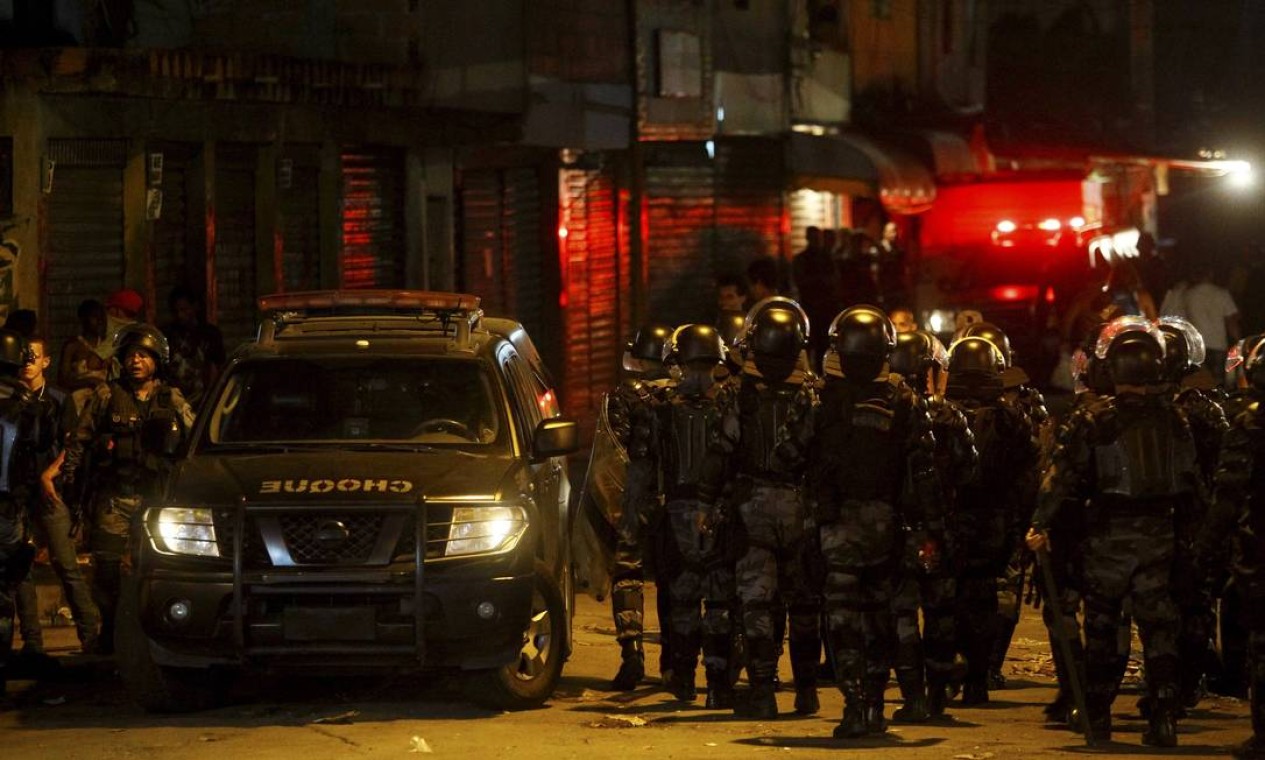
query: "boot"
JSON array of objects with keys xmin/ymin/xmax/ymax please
[
  {"xmin": 1043, "ymin": 690, "xmax": 1071, "ymax": 725},
  {"xmin": 669, "ymin": 628, "xmax": 700, "ymax": 701},
  {"xmin": 790, "ymin": 640, "xmax": 820, "ymax": 716},
  {"xmin": 794, "ymin": 685, "xmax": 819, "ymax": 716},
  {"xmin": 705, "ymin": 669, "xmax": 735, "ymax": 710},
  {"xmin": 1142, "ymin": 689, "xmax": 1179, "ymax": 748},
  {"xmin": 864, "ymin": 676, "xmax": 888, "ymax": 735},
  {"xmin": 669, "ymin": 668, "xmax": 697, "ymax": 702},
  {"xmin": 742, "ymin": 638, "xmax": 780, "ymax": 719},
  {"xmin": 611, "ymin": 639, "xmax": 645, "ymax": 691},
  {"xmin": 892, "ymin": 670, "xmax": 931, "ymax": 723},
  {"xmin": 960, "ymin": 678, "xmax": 989, "ymax": 706},
  {"xmin": 1085, "ymin": 695, "xmax": 1112, "ymax": 743},
  {"xmin": 832, "ymin": 679, "xmax": 867, "ymax": 739},
  {"xmin": 926, "ymin": 680, "xmax": 950, "ymax": 719}
]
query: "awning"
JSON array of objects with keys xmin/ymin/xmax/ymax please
[{"xmin": 787, "ymin": 132, "xmax": 937, "ymax": 215}]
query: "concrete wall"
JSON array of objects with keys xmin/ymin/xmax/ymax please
[
  {"xmin": 850, "ymin": 0, "xmax": 919, "ymax": 96},
  {"xmin": 0, "ymin": 83, "xmax": 43, "ymax": 320}
]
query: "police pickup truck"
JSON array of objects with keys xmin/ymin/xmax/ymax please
[{"xmin": 117, "ymin": 291, "xmax": 578, "ymax": 712}]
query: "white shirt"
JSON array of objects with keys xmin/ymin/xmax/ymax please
[{"xmin": 1160, "ymin": 282, "xmax": 1238, "ymax": 350}]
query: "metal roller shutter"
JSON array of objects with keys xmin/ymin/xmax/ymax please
[
  {"xmin": 713, "ymin": 140, "xmax": 785, "ymax": 275},
  {"xmin": 45, "ymin": 139, "xmax": 127, "ymax": 369},
  {"xmin": 340, "ymin": 149, "xmax": 404, "ymax": 289},
  {"xmin": 644, "ymin": 144, "xmax": 714, "ymax": 327},
  {"xmin": 560, "ymin": 166, "xmax": 625, "ymax": 440},
  {"xmin": 281, "ymin": 148, "xmax": 322, "ymax": 292},
  {"xmin": 214, "ymin": 144, "xmax": 258, "ymax": 352},
  {"xmin": 458, "ymin": 167, "xmax": 545, "ymax": 340}
]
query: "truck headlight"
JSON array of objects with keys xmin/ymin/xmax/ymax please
[
  {"xmin": 148, "ymin": 507, "xmax": 220, "ymax": 558},
  {"xmin": 446, "ymin": 505, "xmax": 528, "ymax": 557}
]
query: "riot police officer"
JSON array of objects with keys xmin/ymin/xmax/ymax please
[
  {"xmin": 640, "ymin": 324, "xmax": 735, "ymax": 706},
  {"xmin": 1029, "ymin": 320, "xmax": 1194, "ymax": 747},
  {"xmin": 944, "ymin": 336, "xmax": 1039, "ymax": 706},
  {"xmin": 889, "ymin": 331, "xmax": 978, "ymax": 720},
  {"xmin": 702, "ymin": 297, "xmax": 819, "ymax": 718},
  {"xmin": 1158, "ymin": 316, "xmax": 1228, "ymax": 710},
  {"xmin": 961, "ymin": 322, "xmax": 1047, "ymax": 691},
  {"xmin": 809, "ymin": 306, "xmax": 942, "ymax": 738},
  {"xmin": 1195, "ymin": 337, "xmax": 1265, "ymax": 759},
  {"xmin": 601, "ymin": 324, "xmax": 674, "ymax": 690},
  {"xmin": 61, "ymin": 324, "xmax": 194, "ymax": 654},
  {"xmin": 0, "ymin": 329, "xmax": 37, "ymax": 692}
]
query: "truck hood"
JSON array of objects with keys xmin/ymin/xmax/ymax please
[{"xmin": 166, "ymin": 450, "xmax": 521, "ymax": 505}]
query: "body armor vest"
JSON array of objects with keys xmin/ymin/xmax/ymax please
[
  {"xmin": 825, "ymin": 380, "xmax": 903, "ymax": 503},
  {"xmin": 99, "ymin": 382, "xmax": 180, "ymax": 483},
  {"xmin": 1093, "ymin": 404, "xmax": 1197, "ymax": 499},
  {"xmin": 0, "ymin": 380, "xmax": 33, "ymax": 495},
  {"xmin": 661, "ymin": 394, "xmax": 721, "ymax": 495},
  {"xmin": 735, "ymin": 378, "xmax": 801, "ymax": 480}
]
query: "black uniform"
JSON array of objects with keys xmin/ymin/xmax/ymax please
[
  {"xmin": 62, "ymin": 379, "xmax": 193, "ymax": 652},
  {"xmin": 1033, "ymin": 388, "xmax": 1196, "ymax": 746},
  {"xmin": 0, "ymin": 334, "xmax": 37, "ymax": 690}
]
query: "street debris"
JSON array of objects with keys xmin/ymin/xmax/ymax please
[
  {"xmin": 954, "ymin": 752, "xmax": 995, "ymax": 760},
  {"xmin": 409, "ymin": 736, "xmax": 433, "ymax": 753},
  {"xmin": 588, "ymin": 714, "xmax": 649, "ymax": 728},
  {"xmin": 310, "ymin": 710, "xmax": 359, "ymax": 725}
]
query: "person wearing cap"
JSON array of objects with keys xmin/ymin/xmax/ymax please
[
  {"xmin": 99, "ymin": 289, "xmax": 146, "ymax": 362},
  {"xmin": 60, "ymin": 323, "xmax": 193, "ymax": 654}
]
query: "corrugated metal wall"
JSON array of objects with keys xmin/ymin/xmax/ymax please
[
  {"xmin": 644, "ymin": 143, "xmax": 714, "ymax": 326},
  {"xmin": 560, "ymin": 166, "xmax": 626, "ymax": 440},
  {"xmin": 340, "ymin": 149, "xmax": 405, "ymax": 289},
  {"xmin": 214, "ymin": 144, "xmax": 258, "ymax": 351},
  {"xmin": 459, "ymin": 167, "xmax": 545, "ymax": 341},
  {"xmin": 45, "ymin": 139, "xmax": 128, "ymax": 366}
]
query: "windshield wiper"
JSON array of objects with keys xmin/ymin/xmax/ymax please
[
  {"xmin": 206, "ymin": 442, "xmax": 330, "ymax": 453},
  {"xmin": 340, "ymin": 442, "xmax": 484, "ymax": 457}
]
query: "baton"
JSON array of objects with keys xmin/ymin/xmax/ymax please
[{"xmin": 1036, "ymin": 544, "xmax": 1095, "ymax": 747}]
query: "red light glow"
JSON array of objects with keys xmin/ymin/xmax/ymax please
[
  {"xmin": 989, "ymin": 285, "xmax": 1039, "ymax": 302},
  {"xmin": 1038, "ymin": 218, "xmax": 1062, "ymax": 231}
]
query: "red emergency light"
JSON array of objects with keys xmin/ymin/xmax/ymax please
[
  {"xmin": 989, "ymin": 285, "xmax": 1040, "ymax": 302},
  {"xmin": 259, "ymin": 290, "xmax": 482, "ymax": 313}
]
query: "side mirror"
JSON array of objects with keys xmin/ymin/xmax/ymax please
[{"xmin": 532, "ymin": 418, "xmax": 578, "ymax": 461}]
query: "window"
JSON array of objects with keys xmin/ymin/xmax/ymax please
[
  {"xmin": 205, "ymin": 357, "xmax": 505, "ymax": 449},
  {"xmin": 872, "ymin": 0, "xmax": 891, "ymax": 20}
]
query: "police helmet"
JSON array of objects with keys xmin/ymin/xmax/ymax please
[
  {"xmin": 623, "ymin": 323, "xmax": 673, "ymax": 372},
  {"xmin": 1105, "ymin": 329, "xmax": 1165, "ymax": 386},
  {"xmin": 1157, "ymin": 316, "xmax": 1206, "ymax": 380},
  {"xmin": 716, "ymin": 310, "xmax": 747, "ymax": 349},
  {"xmin": 663, "ymin": 324, "xmax": 725, "ymax": 367},
  {"xmin": 890, "ymin": 330, "xmax": 948, "ymax": 388},
  {"xmin": 739, "ymin": 297, "xmax": 809, "ymax": 357},
  {"xmin": 114, "ymin": 323, "xmax": 171, "ymax": 366},
  {"xmin": 0, "ymin": 328, "xmax": 28, "ymax": 373},
  {"xmin": 945, "ymin": 337, "xmax": 1006, "ymax": 400},
  {"xmin": 827, "ymin": 305, "xmax": 896, "ymax": 381},
  {"xmin": 962, "ymin": 322, "xmax": 1013, "ymax": 367},
  {"xmin": 1094, "ymin": 315, "xmax": 1163, "ymax": 360}
]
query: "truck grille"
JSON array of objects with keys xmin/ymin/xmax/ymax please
[
  {"xmin": 213, "ymin": 506, "xmax": 455, "ymax": 567},
  {"xmin": 280, "ymin": 514, "xmax": 384, "ymax": 564}
]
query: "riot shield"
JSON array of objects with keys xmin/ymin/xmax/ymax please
[{"xmin": 572, "ymin": 394, "xmax": 627, "ymax": 601}]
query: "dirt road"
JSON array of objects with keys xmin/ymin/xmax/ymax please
[{"xmin": 3, "ymin": 590, "xmax": 1250, "ymax": 759}]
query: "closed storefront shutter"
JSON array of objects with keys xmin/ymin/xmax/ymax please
[
  {"xmin": 340, "ymin": 149, "xmax": 404, "ymax": 289},
  {"xmin": 214, "ymin": 144, "xmax": 257, "ymax": 352},
  {"xmin": 151, "ymin": 142, "xmax": 199, "ymax": 309},
  {"xmin": 713, "ymin": 139, "xmax": 785, "ymax": 275},
  {"xmin": 560, "ymin": 166, "xmax": 626, "ymax": 440},
  {"xmin": 458, "ymin": 167, "xmax": 545, "ymax": 340},
  {"xmin": 45, "ymin": 139, "xmax": 127, "ymax": 367},
  {"xmin": 644, "ymin": 144, "xmax": 714, "ymax": 327},
  {"xmin": 281, "ymin": 147, "xmax": 322, "ymax": 292}
]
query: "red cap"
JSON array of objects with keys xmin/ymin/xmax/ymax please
[{"xmin": 106, "ymin": 288, "xmax": 144, "ymax": 317}]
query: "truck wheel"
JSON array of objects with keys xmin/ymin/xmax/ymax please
[
  {"xmin": 467, "ymin": 561, "xmax": 565, "ymax": 710},
  {"xmin": 116, "ymin": 584, "xmax": 226, "ymax": 713}
]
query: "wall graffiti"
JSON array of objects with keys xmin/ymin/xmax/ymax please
[{"xmin": 0, "ymin": 221, "xmax": 20, "ymax": 323}]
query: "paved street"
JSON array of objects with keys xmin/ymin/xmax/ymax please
[{"xmin": 2, "ymin": 588, "xmax": 1251, "ymax": 759}]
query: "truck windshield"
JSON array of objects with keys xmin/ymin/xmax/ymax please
[{"xmin": 203, "ymin": 357, "xmax": 506, "ymax": 449}]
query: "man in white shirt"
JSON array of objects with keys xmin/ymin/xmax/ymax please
[{"xmin": 1160, "ymin": 265, "xmax": 1241, "ymax": 386}]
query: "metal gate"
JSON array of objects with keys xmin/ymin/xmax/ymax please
[
  {"xmin": 45, "ymin": 139, "xmax": 128, "ymax": 369},
  {"xmin": 214, "ymin": 144, "xmax": 257, "ymax": 352},
  {"xmin": 340, "ymin": 149, "xmax": 404, "ymax": 289},
  {"xmin": 644, "ymin": 144, "xmax": 714, "ymax": 327},
  {"xmin": 458, "ymin": 167, "xmax": 545, "ymax": 339}
]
